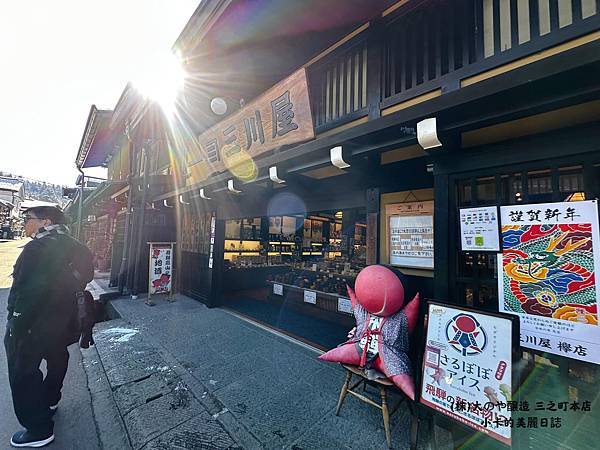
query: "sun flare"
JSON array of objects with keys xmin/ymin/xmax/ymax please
[{"xmin": 132, "ymin": 50, "xmax": 186, "ymax": 115}]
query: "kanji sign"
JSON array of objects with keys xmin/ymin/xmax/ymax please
[
  {"xmin": 420, "ymin": 303, "xmax": 515, "ymax": 445},
  {"xmin": 387, "ymin": 201, "xmax": 434, "ymax": 269},
  {"xmin": 460, "ymin": 206, "xmax": 500, "ymax": 251},
  {"xmin": 148, "ymin": 243, "xmax": 175, "ymax": 295},
  {"xmin": 187, "ymin": 68, "xmax": 314, "ymax": 184},
  {"xmin": 498, "ymin": 200, "xmax": 600, "ymax": 364}
]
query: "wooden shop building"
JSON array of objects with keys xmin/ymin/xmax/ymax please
[{"xmin": 112, "ymin": 0, "xmax": 600, "ymax": 447}]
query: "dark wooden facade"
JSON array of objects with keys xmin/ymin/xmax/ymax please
[{"xmin": 114, "ymin": 1, "xmax": 600, "ymax": 447}]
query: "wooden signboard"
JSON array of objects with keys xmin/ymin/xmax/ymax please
[{"xmin": 187, "ymin": 68, "xmax": 315, "ymax": 184}]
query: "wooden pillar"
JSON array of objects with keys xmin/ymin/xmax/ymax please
[{"xmin": 366, "ymin": 187, "xmax": 380, "ymax": 265}]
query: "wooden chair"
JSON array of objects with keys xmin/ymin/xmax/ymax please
[{"xmin": 335, "ymin": 364, "xmax": 418, "ymax": 449}]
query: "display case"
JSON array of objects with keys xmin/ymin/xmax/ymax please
[{"xmin": 222, "ymin": 209, "xmax": 368, "ymax": 310}]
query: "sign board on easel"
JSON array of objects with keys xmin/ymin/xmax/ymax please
[
  {"xmin": 420, "ymin": 301, "xmax": 519, "ymax": 446},
  {"xmin": 147, "ymin": 242, "xmax": 176, "ymax": 306}
]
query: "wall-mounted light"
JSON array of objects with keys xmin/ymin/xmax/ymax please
[
  {"xmin": 199, "ymin": 188, "xmax": 211, "ymax": 200},
  {"xmin": 179, "ymin": 194, "xmax": 190, "ymax": 205},
  {"xmin": 417, "ymin": 118, "xmax": 442, "ymax": 149},
  {"xmin": 269, "ymin": 166, "xmax": 285, "ymax": 184},
  {"xmin": 163, "ymin": 199, "xmax": 173, "ymax": 208},
  {"xmin": 228, "ymin": 179, "xmax": 242, "ymax": 194},
  {"xmin": 210, "ymin": 97, "xmax": 228, "ymax": 116},
  {"xmin": 330, "ymin": 146, "xmax": 350, "ymax": 169}
]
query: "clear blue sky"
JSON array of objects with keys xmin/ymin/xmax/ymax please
[{"xmin": 0, "ymin": 0, "xmax": 199, "ymax": 186}]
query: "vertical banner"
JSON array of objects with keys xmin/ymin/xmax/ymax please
[
  {"xmin": 498, "ymin": 200, "xmax": 600, "ymax": 364},
  {"xmin": 208, "ymin": 213, "xmax": 216, "ymax": 269},
  {"xmin": 148, "ymin": 243, "xmax": 175, "ymax": 295},
  {"xmin": 387, "ymin": 200, "xmax": 434, "ymax": 269},
  {"xmin": 420, "ymin": 303, "xmax": 515, "ymax": 445}
]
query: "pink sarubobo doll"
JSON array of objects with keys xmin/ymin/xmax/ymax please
[{"xmin": 319, "ymin": 265, "xmax": 420, "ymax": 400}]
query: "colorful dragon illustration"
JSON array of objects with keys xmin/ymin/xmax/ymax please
[{"xmin": 502, "ymin": 224, "xmax": 597, "ymax": 324}]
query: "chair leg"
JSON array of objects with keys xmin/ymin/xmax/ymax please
[
  {"xmin": 335, "ymin": 370, "xmax": 352, "ymax": 416},
  {"xmin": 410, "ymin": 412, "xmax": 419, "ymax": 450},
  {"xmin": 380, "ymin": 386, "xmax": 392, "ymax": 448}
]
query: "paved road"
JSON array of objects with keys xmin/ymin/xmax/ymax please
[{"xmin": 0, "ymin": 239, "xmax": 101, "ymax": 449}]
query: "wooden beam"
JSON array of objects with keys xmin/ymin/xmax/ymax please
[
  {"xmin": 381, "ymin": 89, "xmax": 442, "ymax": 115},
  {"xmin": 303, "ymin": 23, "xmax": 370, "ymax": 69},
  {"xmin": 461, "ymin": 30, "xmax": 600, "ymax": 86}
]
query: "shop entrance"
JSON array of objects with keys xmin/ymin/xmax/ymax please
[
  {"xmin": 445, "ymin": 153, "xmax": 600, "ymax": 448},
  {"xmin": 220, "ymin": 208, "xmax": 368, "ymax": 349}
]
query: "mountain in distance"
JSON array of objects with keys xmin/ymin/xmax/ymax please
[{"xmin": 0, "ymin": 171, "xmax": 70, "ymax": 208}]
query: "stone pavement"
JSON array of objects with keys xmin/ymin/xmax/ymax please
[{"xmin": 88, "ymin": 292, "xmax": 433, "ymax": 450}]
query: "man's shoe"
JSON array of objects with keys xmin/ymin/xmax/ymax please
[{"xmin": 10, "ymin": 430, "xmax": 54, "ymax": 448}]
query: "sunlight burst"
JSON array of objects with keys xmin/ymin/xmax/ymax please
[{"xmin": 132, "ymin": 50, "xmax": 186, "ymax": 115}]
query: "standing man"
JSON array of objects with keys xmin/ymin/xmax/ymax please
[{"xmin": 4, "ymin": 206, "xmax": 93, "ymax": 448}]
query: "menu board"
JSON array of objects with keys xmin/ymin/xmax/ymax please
[
  {"xmin": 387, "ymin": 201, "xmax": 434, "ymax": 269},
  {"xmin": 420, "ymin": 303, "xmax": 515, "ymax": 445},
  {"xmin": 460, "ymin": 206, "xmax": 500, "ymax": 251}
]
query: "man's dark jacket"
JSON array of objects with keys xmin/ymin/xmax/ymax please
[{"xmin": 7, "ymin": 226, "xmax": 94, "ymax": 343}]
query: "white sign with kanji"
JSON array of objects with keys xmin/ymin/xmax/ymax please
[
  {"xmin": 460, "ymin": 206, "xmax": 499, "ymax": 251},
  {"xmin": 337, "ymin": 296, "xmax": 353, "ymax": 314},
  {"xmin": 304, "ymin": 290, "xmax": 317, "ymax": 304},
  {"xmin": 148, "ymin": 243, "xmax": 174, "ymax": 295},
  {"xmin": 420, "ymin": 303, "xmax": 513, "ymax": 445}
]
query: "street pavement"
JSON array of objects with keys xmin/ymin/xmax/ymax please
[
  {"xmin": 91, "ymin": 292, "xmax": 432, "ymax": 450},
  {"xmin": 0, "ymin": 239, "xmax": 102, "ymax": 449}
]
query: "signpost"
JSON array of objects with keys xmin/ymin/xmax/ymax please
[
  {"xmin": 420, "ymin": 302, "xmax": 518, "ymax": 446},
  {"xmin": 147, "ymin": 242, "xmax": 176, "ymax": 306}
]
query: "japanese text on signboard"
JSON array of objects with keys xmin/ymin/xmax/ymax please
[
  {"xmin": 149, "ymin": 244, "xmax": 173, "ymax": 295},
  {"xmin": 187, "ymin": 69, "xmax": 314, "ymax": 183},
  {"xmin": 420, "ymin": 304, "xmax": 514, "ymax": 445},
  {"xmin": 498, "ymin": 200, "xmax": 600, "ymax": 364}
]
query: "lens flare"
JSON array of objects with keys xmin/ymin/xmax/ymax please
[
  {"xmin": 132, "ymin": 50, "xmax": 186, "ymax": 115},
  {"xmin": 267, "ymin": 192, "xmax": 307, "ymax": 217},
  {"xmin": 221, "ymin": 144, "xmax": 258, "ymax": 182}
]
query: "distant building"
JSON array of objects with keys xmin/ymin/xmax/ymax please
[{"xmin": 0, "ymin": 176, "xmax": 25, "ymax": 238}]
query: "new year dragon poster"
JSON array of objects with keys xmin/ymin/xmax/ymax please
[{"xmin": 498, "ymin": 200, "xmax": 600, "ymax": 364}]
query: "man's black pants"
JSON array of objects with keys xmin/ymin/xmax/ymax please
[{"xmin": 4, "ymin": 328, "xmax": 69, "ymax": 435}]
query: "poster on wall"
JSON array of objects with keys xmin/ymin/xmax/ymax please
[
  {"xmin": 420, "ymin": 302, "xmax": 515, "ymax": 446},
  {"xmin": 269, "ymin": 216, "xmax": 282, "ymax": 234},
  {"xmin": 460, "ymin": 206, "xmax": 500, "ymax": 251},
  {"xmin": 387, "ymin": 201, "xmax": 434, "ymax": 269},
  {"xmin": 282, "ymin": 216, "xmax": 297, "ymax": 237},
  {"xmin": 148, "ymin": 242, "xmax": 175, "ymax": 297},
  {"xmin": 498, "ymin": 200, "xmax": 600, "ymax": 364}
]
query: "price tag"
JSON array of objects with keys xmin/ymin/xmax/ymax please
[
  {"xmin": 304, "ymin": 290, "xmax": 317, "ymax": 304},
  {"xmin": 273, "ymin": 284, "xmax": 283, "ymax": 296},
  {"xmin": 337, "ymin": 297, "xmax": 353, "ymax": 314}
]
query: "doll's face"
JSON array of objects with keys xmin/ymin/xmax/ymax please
[{"xmin": 354, "ymin": 265, "xmax": 405, "ymax": 316}]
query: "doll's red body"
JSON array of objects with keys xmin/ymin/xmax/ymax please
[{"xmin": 319, "ymin": 265, "xmax": 419, "ymax": 399}]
